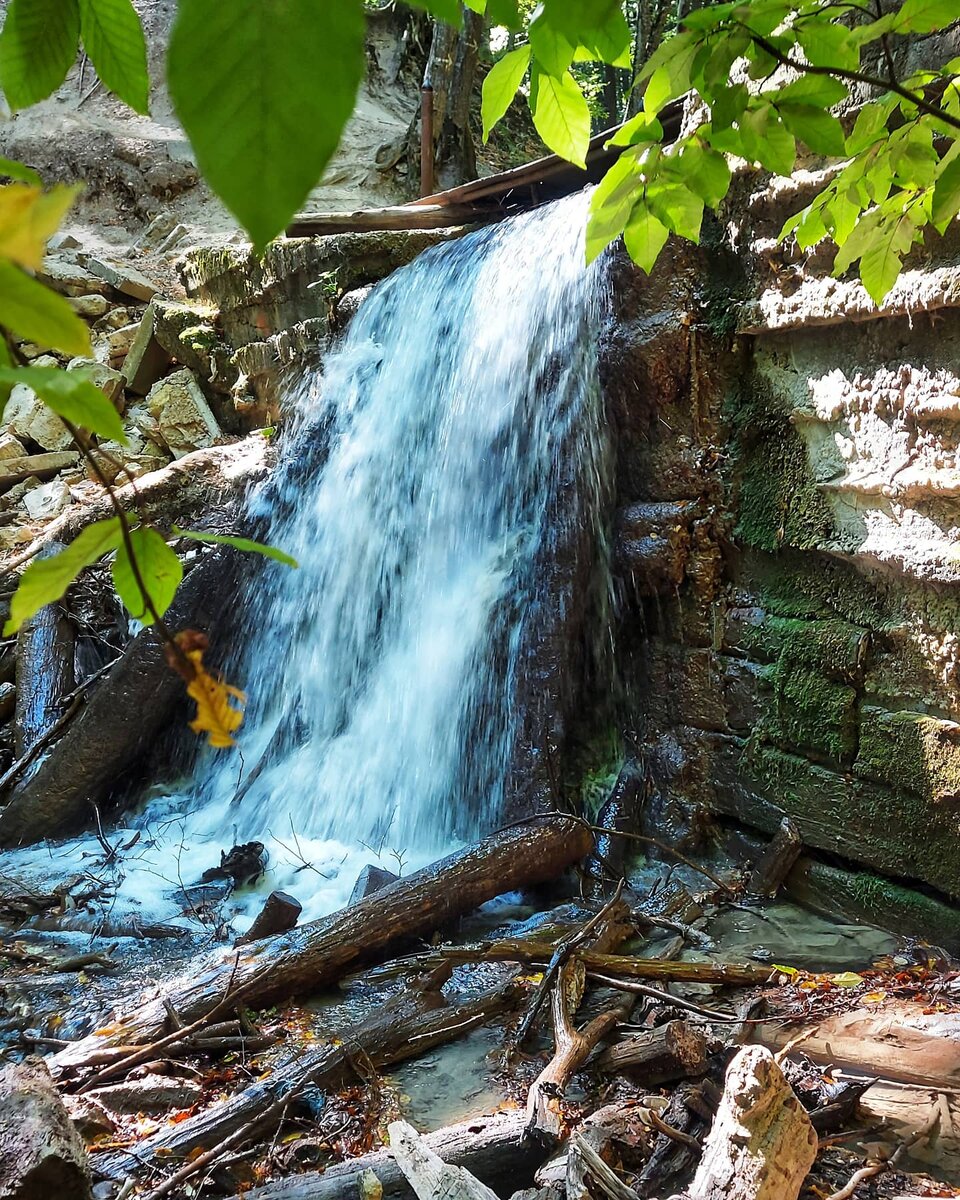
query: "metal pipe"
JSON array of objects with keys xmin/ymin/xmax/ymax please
[{"xmin": 420, "ymin": 85, "xmax": 434, "ymax": 198}]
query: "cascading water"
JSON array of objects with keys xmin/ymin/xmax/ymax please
[{"xmin": 12, "ymin": 193, "xmax": 612, "ymax": 930}]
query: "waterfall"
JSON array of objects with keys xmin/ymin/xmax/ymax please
[{"xmin": 13, "ymin": 193, "xmax": 612, "ymax": 929}]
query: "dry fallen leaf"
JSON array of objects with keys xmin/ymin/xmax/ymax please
[{"xmin": 165, "ymin": 629, "xmax": 246, "ymax": 747}]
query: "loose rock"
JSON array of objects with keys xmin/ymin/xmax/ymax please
[
  {"xmin": 147, "ymin": 367, "xmax": 221, "ymax": 458},
  {"xmin": 0, "ymin": 1057, "xmax": 92, "ymax": 1200}
]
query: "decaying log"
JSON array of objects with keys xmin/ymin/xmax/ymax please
[
  {"xmin": 689, "ymin": 1046, "xmax": 817, "ymax": 1200},
  {"xmin": 747, "ymin": 817, "xmax": 802, "ymax": 896},
  {"xmin": 96, "ymin": 975, "xmax": 522, "ymax": 1182},
  {"xmin": 233, "ymin": 1111, "xmax": 544, "ymax": 1200},
  {"xmin": 568, "ymin": 1135, "xmax": 640, "ymax": 1200},
  {"xmin": 3, "ymin": 435, "xmax": 274, "ymax": 574},
  {"xmin": 597, "ymin": 1020, "xmax": 709, "ymax": 1084},
  {"xmin": 286, "ymin": 204, "xmax": 493, "ymax": 237},
  {"xmin": 387, "ymin": 1119, "xmax": 500, "ymax": 1200},
  {"xmin": 757, "ymin": 1004, "xmax": 960, "ymax": 1089},
  {"xmin": 0, "ymin": 1057, "xmax": 91, "ymax": 1200},
  {"xmin": 0, "ymin": 546, "xmax": 244, "ymax": 847},
  {"xmin": 54, "ymin": 818, "xmax": 592, "ymax": 1074},
  {"xmin": 14, "ymin": 574, "xmax": 74, "ymax": 760}
]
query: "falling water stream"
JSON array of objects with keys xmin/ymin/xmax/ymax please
[{"xmin": 10, "ymin": 193, "xmax": 611, "ymax": 931}]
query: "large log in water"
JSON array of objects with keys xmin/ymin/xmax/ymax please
[
  {"xmin": 53, "ymin": 817, "xmax": 592, "ymax": 1074},
  {"xmin": 0, "ymin": 545, "xmax": 242, "ymax": 847}
]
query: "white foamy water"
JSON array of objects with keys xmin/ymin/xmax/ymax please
[{"xmin": 9, "ymin": 194, "xmax": 610, "ymax": 933}]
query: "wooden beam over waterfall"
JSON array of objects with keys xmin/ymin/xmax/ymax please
[{"xmin": 285, "ymin": 102, "xmax": 683, "ymax": 239}]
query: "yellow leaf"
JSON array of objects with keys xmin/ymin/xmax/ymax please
[
  {"xmin": 0, "ymin": 183, "xmax": 81, "ymax": 270},
  {"xmin": 773, "ymin": 964, "xmax": 798, "ymax": 977},
  {"xmin": 831, "ymin": 972, "xmax": 864, "ymax": 988},
  {"xmin": 862, "ymin": 989, "xmax": 887, "ymax": 1004},
  {"xmin": 187, "ymin": 661, "xmax": 246, "ymax": 747}
]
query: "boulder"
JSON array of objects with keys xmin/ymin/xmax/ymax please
[
  {"xmin": 5, "ymin": 359, "xmax": 74, "ymax": 451},
  {"xmin": 0, "ymin": 1058, "xmax": 91, "ymax": 1200},
  {"xmin": 147, "ymin": 368, "xmax": 221, "ymax": 458},
  {"xmin": 0, "ymin": 434, "xmax": 25, "ymax": 462},
  {"xmin": 22, "ymin": 478, "xmax": 71, "ymax": 521},
  {"xmin": 65, "ymin": 359, "xmax": 125, "ymax": 410},
  {"xmin": 100, "ymin": 323, "xmax": 140, "ymax": 365},
  {"xmin": 79, "ymin": 256, "xmax": 157, "ymax": 302},
  {"xmin": 0, "ymin": 453, "xmax": 79, "ymax": 488},
  {"xmin": 122, "ymin": 302, "xmax": 172, "ymax": 395},
  {"xmin": 37, "ymin": 255, "xmax": 109, "ymax": 298},
  {"xmin": 67, "ymin": 295, "xmax": 110, "ymax": 319}
]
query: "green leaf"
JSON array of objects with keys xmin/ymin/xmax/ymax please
[
  {"xmin": 529, "ymin": 8, "xmax": 575, "ymax": 76},
  {"xmin": 796, "ymin": 23, "xmax": 858, "ymax": 71},
  {"xmin": 542, "ymin": 0, "xmax": 621, "ymax": 46},
  {"xmin": 167, "ymin": 0, "xmax": 365, "ymax": 252},
  {"xmin": 623, "ymin": 201, "xmax": 670, "ymax": 273},
  {"xmin": 5, "ymin": 517, "xmax": 122, "ymax": 635},
  {"xmin": 741, "ymin": 106, "xmax": 796, "ymax": 177},
  {"xmin": 680, "ymin": 142, "xmax": 731, "ymax": 206},
  {"xmin": 466, "ymin": 0, "xmax": 522, "ymax": 29},
  {"xmin": 859, "ymin": 234, "xmax": 902, "ymax": 304},
  {"xmin": 78, "ymin": 0, "xmax": 149, "ymax": 113},
  {"xmin": 607, "ymin": 110, "xmax": 663, "ymax": 147},
  {"xmin": 575, "ymin": 6, "xmax": 632, "ymax": 67},
  {"xmin": 172, "ymin": 527, "xmax": 300, "ymax": 568},
  {"xmin": 0, "ymin": 261, "xmax": 91, "ymax": 356},
  {"xmin": 893, "ymin": 0, "xmax": 959, "ymax": 33},
  {"xmin": 0, "ymin": 157, "xmax": 41, "ymax": 185},
  {"xmin": 0, "ymin": 0, "xmax": 79, "ymax": 110},
  {"xmin": 0, "ymin": 365, "xmax": 126, "ymax": 442},
  {"xmin": 846, "ymin": 101, "xmax": 893, "ymax": 154},
  {"xmin": 112, "ymin": 525, "xmax": 183, "ymax": 622},
  {"xmin": 778, "ymin": 105, "xmax": 846, "ymax": 156},
  {"xmin": 932, "ymin": 154, "xmax": 960, "ymax": 233},
  {"xmin": 482, "ymin": 45, "xmax": 531, "ymax": 139},
  {"xmin": 586, "ymin": 148, "xmax": 644, "ymax": 262},
  {"xmin": 647, "ymin": 181, "xmax": 703, "ymax": 242},
  {"xmin": 528, "ymin": 64, "xmax": 591, "ymax": 168},
  {"xmin": 776, "ymin": 74, "xmax": 848, "ymax": 109},
  {"xmin": 832, "ymin": 207, "xmax": 882, "ymax": 274}
]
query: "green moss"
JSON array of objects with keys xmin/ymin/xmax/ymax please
[
  {"xmin": 731, "ymin": 386, "xmax": 835, "ymax": 553},
  {"xmin": 787, "ymin": 859, "xmax": 960, "ymax": 949},
  {"xmin": 857, "ymin": 708, "xmax": 960, "ymax": 802},
  {"xmin": 763, "ymin": 662, "xmax": 859, "ymax": 764},
  {"xmin": 738, "ymin": 614, "xmax": 868, "ymax": 683}
]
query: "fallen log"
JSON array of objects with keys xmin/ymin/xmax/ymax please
[
  {"xmin": 96, "ymin": 974, "xmax": 522, "ymax": 1182},
  {"xmin": 757, "ymin": 1004, "xmax": 960, "ymax": 1089},
  {"xmin": 231, "ymin": 1111, "xmax": 543, "ymax": 1200},
  {"xmin": 387, "ymin": 943, "xmax": 775, "ymax": 987},
  {"xmin": 0, "ymin": 1057, "xmax": 92, "ymax": 1200},
  {"xmin": 286, "ymin": 203, "xmax": 495, "ymax": 237},
  {"xmin": 689, "ymin": 1046, "xmax": 817, "ymax": 1200},
  {"xmin": 0, "ymin": 545, "xmax": 244, "ymax": 847},
  {"xmin": 53, "ymin": 817, "xmax": 592, "ymax": 1074},
  {"xmin": 596, "ymin": 1020, "xmax": 709, "ymax": 1084},
  {"xmin": 387, "ymin": 1119, "xmax": 499, "ymax": 1200},
  {"xmin": 2, "ymin": 435, "xmax": 274, "ymax": 575}
]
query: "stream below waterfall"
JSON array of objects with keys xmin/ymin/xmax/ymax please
[{"xmin": 6, "ymin": 192, "xmax": 611, "ymax": 933}]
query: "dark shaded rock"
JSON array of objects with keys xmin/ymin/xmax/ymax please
[
  {"xmin": 200, "ymin": 841, "xmax": 267, "ymax": 887},
  {"xmin": 0, "ymin": 1057, "xmax": 91, "ymax": 1200},
  {"xmin": 237, "ymin": 890, "xmax": 302, "ymax": 944},
  {"xmin": 349, "ymin": 864, "xmax": 399, "ymax": 905}
]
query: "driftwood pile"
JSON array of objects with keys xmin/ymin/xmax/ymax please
[{"xmin": 1, "ymin": 815, "xmax": 960, "ymax": 1200}]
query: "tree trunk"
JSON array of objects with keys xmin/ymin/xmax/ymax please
[
  {"xmin": 415, "ymin": 9, "xmax": 485, "ymax": 192},
  {"xmin": 0, "ymin": 545, "xmax": 243, "ymax": 848},
  {"xmin": 232, "ymin": 1112, "xmax": 544, "ymax": 1200},
  {"xmin": 52, "ymin": 817, "xmax": 593, "ymax": 1075}
]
